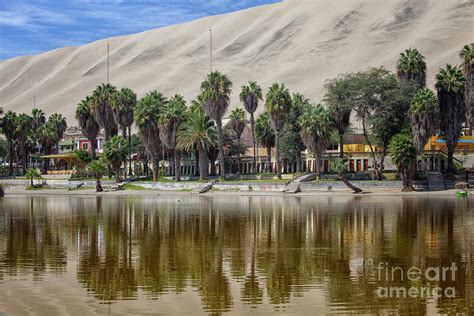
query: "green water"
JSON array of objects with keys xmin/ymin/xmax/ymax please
[{"xmin": 0, "ymin": 195, "xmax": 472, "ymax": 315}]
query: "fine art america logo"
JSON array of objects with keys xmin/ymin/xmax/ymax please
[{"xmin": 375, "ymin": 262, "xmax": 458, "ymax": 299}]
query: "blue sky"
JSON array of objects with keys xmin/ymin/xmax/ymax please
[{"xmin": 0, "ymin": 0, "xmax": 279, "ymax": 60}]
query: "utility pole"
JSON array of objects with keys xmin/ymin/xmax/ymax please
[
  {"xmin": 107, "ymin": 42, "xmax": 110, "ymax": 83},
  {"xmin": 33, "ymin": 94, "xmax": 36, "ymax": 108},
  {"xmin": 209, "ymin": 29, "xmax": 213, "ymax": 73}
]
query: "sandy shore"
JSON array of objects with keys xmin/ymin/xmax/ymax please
[{"xmin": 3, "ymin": 187, "xmax": 466, "ymax": 198}]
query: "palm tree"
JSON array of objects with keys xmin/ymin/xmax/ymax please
[
  {"xmin": 389, "ymin": 132, "xmax": 417, "ymax": 192},
  {"xmin": 76, "ymin": 96, "xmax": 100, "ymax": 159},
  {"xmin": 103, "ymin": 135, "xmax": 128, "ymax": 182},
  {"xmin": 459, "ymin": 43, "xmax": 474, "ymax": 129},
  {"xmin": 25, "ymin": 168, "xmax": 41, "ymax": 187},
  {"xmin": 229, "ymin": 108, "xmax": 246, "ymax": 173},
  {"xmin": 298, "ymin": 103, "xmax": 333, "ymax": 180},
  {"xmin": 255, "ymin": 112, "xmax": 275, "ymax": 173},
  {"xmin": 31, "ymin": 108, "xmax": 46, "ymax": 131},
  {"xmin": 134, "ymin": 91, "xmax": 166, "ymax": 181},
  {"xmin": 48, "ymin": 113, "xmax": 67, "ymax": 154},
  {"xmin": 90, "ymin": 83, "xmax": 118, "ymax": 142},
  {"xmin": 1, "ymin": 111, "xmax": 18, "ymax": 176},
  {"xmin": 436, "ymin": 64, "xmax": 466, "ymax": 177},
  {"xmin": 158, "ymin": 94, "xmax": 187, "ymax": 181},
  {"xmin": 240, "ymin": 81, "xmax": 262, "ymax": 167},
  {"xmin": 31, "ymin": 109, "xmax": 46, "ymax": 165},
  {"xmin": 111, "ymin": 87, "xmax": 136, "ymax": 176},
  {"xmin": 37, "ymin": 122, "xmax": 56, "ymax": 173},
  {"xmin": 324, "ymin": 78, "xmax": 353, "ymax": 158},
  {"xmin": 409, "ymin": 88, "xmax": 439, "ymax": 154},
  {"xmin": 331, "ymin": 159, "xmax": 362, "ymax": 193},
  {"xmin": 176, "ymin": 107, "xmax": 217, "ymax": 181},
  {"xmin": 87, "ymin": 159, "xmax": 107, "ymax": 192},
  {"xmin": 265, "ymin": 83, "xmax": 291, "ymax": 179},
  {"xmin": 200, "ymin": 71, "xmax": 232, "ymax": 179},
  {"xmin": 16, "ymin": 113, "xmax": 33, "ymax": 173},
  {"xmin": 396, "ymin": 48, "xmax": 427, "ymax": 88}
]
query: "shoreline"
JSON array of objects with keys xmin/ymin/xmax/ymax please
[{"xmin": 3, "ymin": 187, "xmax": 467, "ymax": 198}]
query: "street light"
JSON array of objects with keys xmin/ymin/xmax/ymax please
[{"xmin": 209, "ymin": 29, "xmax": 213, "ymax": 73}]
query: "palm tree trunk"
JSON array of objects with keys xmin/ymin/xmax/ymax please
[
  {"xmin": 197, "ymin": 143, "xmax": 208, "ymax": 181},
  {"xmin": 251, "ymin": 112, "xmax": 256, "ymax": 168},
  {"xmin": 128, "ymin": 126, "xmax": 132, "ymax": 177},
  {"xmin": 90, "ymin": 138, "xmax": 97, "ymax": 160},
  {"xmin": 151, "ymin": 155, "xmax": 160, "ymax": 181},
  {"xmin": 22, "ymin": 142, "xmax": 27, "ymax": 173},
  {"xmin": 8, "ymin": 139, "xmax": 14, "ymax": 176},
  {"xmin": 237, "ymin": 136, "xmax": 241, "ymax": 174},
  {"xmin": 174, "ymin": 150, "xmax": 181, "ymax": 181},
  {"xmin": 104, "ymin": 129, "xmax": 112, "ymax": 178},
  {"xmin": 266, "ymin": 146, "xmax": 272, "ymax": 173},
  {"xmin": 194, "ymin": 147, "xmax": 200, "ymax": 177},
  {"xmin": 339, "ymin": 132, "xmax": 344, "ymax": 158},
  {"xmin": 315, "ymin": 151, "xmax": 322, "ymax": 181},
  {"xmin": 114, "ymin": 163, "xmax": 121, "ymax": 183},
  {"xmin": 339, "ymin": 173, "xmax": 362, "ymax": 193},
  {"xmin": 43, "ymin": 147, "xmax": 51, "ymax": 174},
  {"xmin": 169, "ymin": 149, "xmax": 175, "ymax": 177},
  {"xmin": 400, "ymin": 161, "xmax": 415, "ymax": 192},
  {"xmin": 95, "ymin": 177, "xmax": 103, "ymax": 192},
  {"xmin": 447, "ymin": 149, "xmax": 455, "ymax": 179},
  {"xmin": 275, "ymin": 133, "xmax": 281, "ymax": 179},
  {"xmin": 216, "ymin": 119, "xmax": 226, "ymax": 179}
]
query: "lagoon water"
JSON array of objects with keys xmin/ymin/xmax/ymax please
[{"xmin": 0, "ymin": 195, "xmax": 472, "ymax": 315}]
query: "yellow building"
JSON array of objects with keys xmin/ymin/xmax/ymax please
[{"xmin": 424, "ymin": 136, "xmax": 474, "ymax": 152}]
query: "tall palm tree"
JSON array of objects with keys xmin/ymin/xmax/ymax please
[
  {"xmin": 176, "ymin": 107, "xmax": 217, "ymax": 181},
  {"xmin": 229, "ymin": 108, "xmax": 246, "ymax": 173},
  {"xmin": 200, "ymin": 71, "xmax": 232, "ymax": 179},
  {"xmin": 158, "ymin": 94, "xmax": 187, "ymax": 181},
  {"xmin": 48, "ymin": 113, "xmax": 67, "ymax": 154},
  {"xmin": 240, "ymin": 81, "xmax": 262, "ymax": 167},
  {"xmin": 459, "ymin": 43, "xmax": 474, "ymax": 129},
  {"xmin": 298, "ymin": 104, "xmax": 333, "ymax": 180},
  {"xmin": 134, "ymin": 91, "xmax": 166, "ymax": 181},
  {"xmin": 16, "ymin": 113, "xmax": 33, "ymax": 173},
  {"xmin": 255, "ymin": 112, "xmax": 275, "ymax": 173},
  {"xmin": 436, "ymin": 64, "xmax": 466, "ymax": 177},
  {"xmin": 76, "ymin": 96, "xmax": 100, "ymax": 159},
  {"xmin": 103, "ymin": 135, "xmax": 128, "ymax": 182},
  {"xmin": 396, "ymin": 48, "xmax": 427, "ymax": 88},
  {"xmin": 1, "ymin": 111, "xmax": 18, "ymax": 175},
  {"xmin": 112, "ymin": 87, "xmax": 136, "ymax": 175},
  {"xmin": 324, "ymin": 77, "xmax": 353, "ymax": 158},
  {"xmin": 265, "ymin": 83, "xmax": 291, "ymax": 179},
  {"xmin": 31, "ymin": 109, "xmax": 46, "ymax": 164},
  {"xmin": 90, "ymin": 83, "xmax": 118, "ymax": 142},
  {"xmin": 37, "ymin": 122, "xmax": 56, "ymax": 173},
  {"xmin": 409, "ymin": 88, "xmax": 439, "ymax": 154}
]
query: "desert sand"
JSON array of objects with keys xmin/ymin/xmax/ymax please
[{"xmin": 0, "ymin": 0, "xmax": 472, "ymax": 124}]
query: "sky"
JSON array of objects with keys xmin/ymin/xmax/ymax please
[{"xmin": 0, "ymin": 0, "xmax": 280, "ymax": 60}]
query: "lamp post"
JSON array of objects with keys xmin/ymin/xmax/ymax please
[
  {"xmin": 209, "ymin": 29, "xmax": 213, "ymax": 73},
  {"xmin": 107, "ymin": 42, "xmax": 110, "ymax": 83}
]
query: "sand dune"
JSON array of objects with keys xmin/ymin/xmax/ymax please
[{"xmin": 0, "ymin": 0, "xmax": 472, "ymax": 124}]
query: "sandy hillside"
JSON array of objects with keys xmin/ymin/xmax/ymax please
[{"xmin": 0, "ymin": 0, "xmax": 472, "ymax": 124}]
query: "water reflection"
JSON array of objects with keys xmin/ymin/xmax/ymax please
[{"xmin": 0, "ymin": 195, "xmax": 472, "ymax": 314}]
